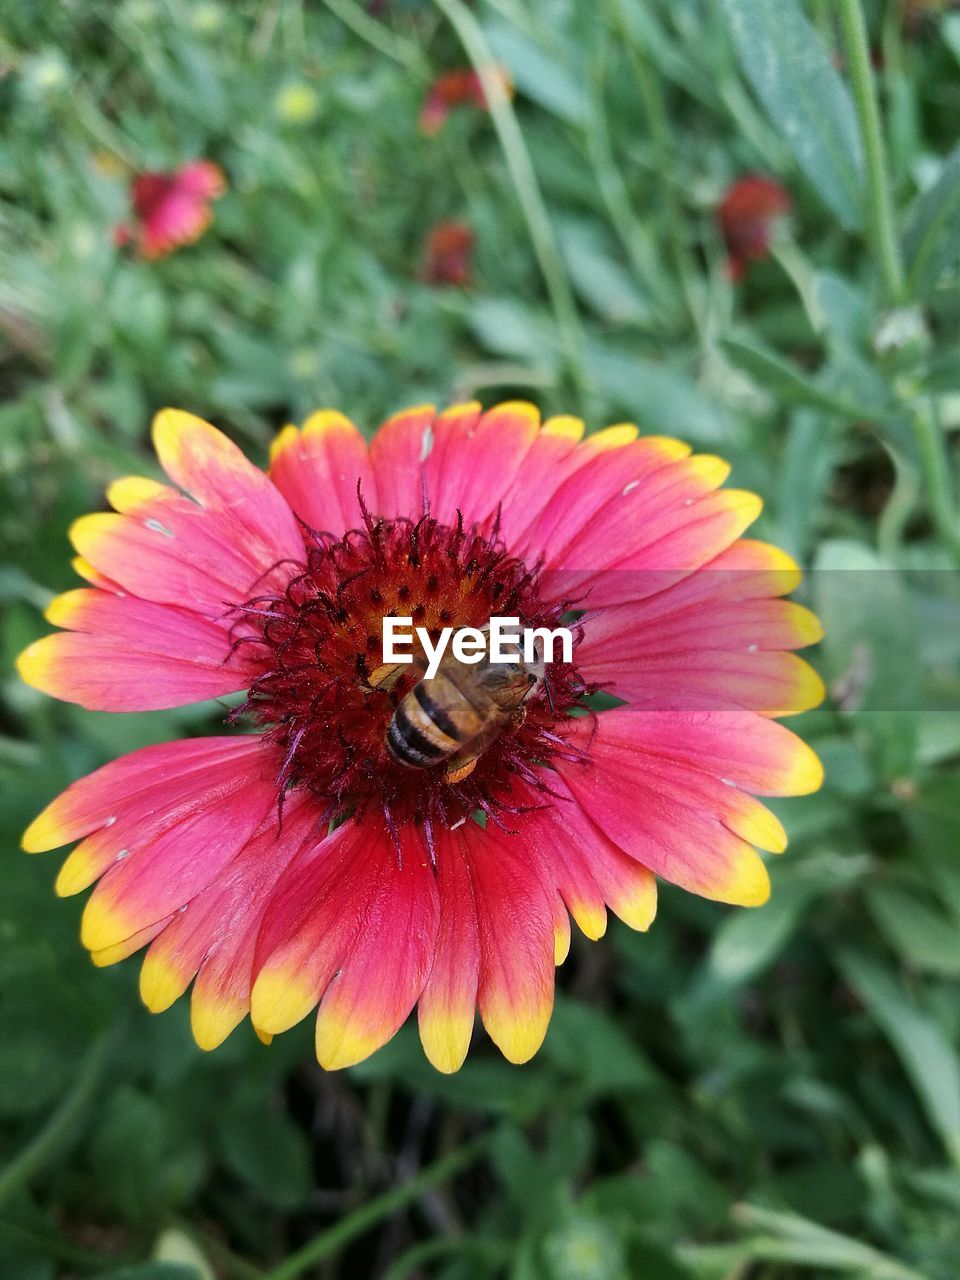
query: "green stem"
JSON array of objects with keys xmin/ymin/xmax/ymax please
[
  {"xmin": 837, "ymin": 0, "xmax": 905, "ymax": 304},
  {"xmin": 838, "ymin": 0, "xmax": 960, "ymax": 563},
  {"xmin": 430, "ymin": 0, "xmax": 588, "ymax": 405},
  {"xmin": 912, "ymin": 399, "xmax": 960, "ymax": 566},
  {"xmin": 259, "ymin": 1134, "xmax": 492, "ymax": 1280},
  {"xmin": 381, "ymin": 1234, "xmax": 510, "ymax": 1280},
  {"xmin": 0, "ymin": 1029, "xmax": 115, "ymax": 1210},
  {"xmin": 876, "ymin": 444, "xmax": 920, "ymax": 563},
  {"xmin": 608, "ymin": 0, "xmax": 702, "ymax": 331},
  {"xmin": 0, "ymin": 1220, "xmax": 114, "ymax": 1272},
  {"xmin": 320, "ymin": 0, "xmax": 425, "ymax": 71}
]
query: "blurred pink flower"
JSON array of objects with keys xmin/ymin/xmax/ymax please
[
  {"xmin": 114, "ymin": 161, "xmax": 226, "ymax": 260},
  {"xmin": 717, "ymin": 175, "xmax": 791, "ymax": 282}
]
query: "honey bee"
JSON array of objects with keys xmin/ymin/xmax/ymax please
[{"xmin": 382, "ymin": 649, "xmax": 545, "ymax": 785}]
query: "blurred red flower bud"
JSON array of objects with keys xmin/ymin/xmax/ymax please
[
  {"xmin": 717, "ymin": 175, "xmax": 791, "ymax": 282},
  {"xmin": 419, "ymin": 66, "xmax": 513, "ymax": 136},
  {"xmin": 422, "ymin": 221, "xmax": 474, "ymax": 286},
  {"xmin": 115, "ymin": 160, "xmax": 226, "ymax": 260}
]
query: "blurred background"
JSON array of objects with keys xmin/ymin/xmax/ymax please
[{"xmin": 2, "ymin": 1, "xmax": 960, "ymax": 1277}]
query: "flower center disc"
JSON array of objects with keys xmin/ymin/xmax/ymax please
[{"xmin": 231, "ymin": 507, "xmax": 588, "ymax": 833}]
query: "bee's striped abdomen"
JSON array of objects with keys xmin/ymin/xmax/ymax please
[{"xmin": 386, "ymin": 678, "xmax": 467, "ymax": 768}]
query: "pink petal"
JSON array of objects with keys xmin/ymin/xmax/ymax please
[
  {"xmin": 578, "ymin": 594, "xmax": 824, "ymax": 715},
  {"xmin": 69, "ymin": 416, "xmax": 306, "ymax": 615},
  {"xmin": 459, "ymin": 819, "xmax": 556, "ymax": 1064},
  {"xmin": 417, "ymin": 830, "xmax": 481, "ymax": 1072},
  {"xmin": 421, "ymin": 401, "xmax": 541, "ymax": 527},
  {"xmin": 250, "ymin": 821, "xmax": 438, "ymax": 1067},
  {"xmin": 152, "ymin": 410, "xmax": 304, "ymax": 566},
  {"xmin": 556, "ymin": 708, "xmax": 821, "ymax": 906},
  {"xmin": 518, "ymin": 779, "xmax": 659, "ymax": 935},
  {"xmin": 268, "ymin": 410, "xmax": 377, "ymax": 535},
  {"xmin": 17, "ymin": 589, "xmax": 257, "ymax": 711},
  {"xmin": 139, "ymin": 790, "xmax": 318, "ymax": 1049},
  {"xmin": 368, "ymin": 404, "xmax": 436, "ymax": 520},
  {"xmin": 314, "ymin": 829, "xmax": 439, "ymax": 1069},
  {"xmin": 78, "ymin": 740, "xmax": 279, "ymax": 952},
  {"xmin": 22, "ymin": 736, "xmax": 265, "ymax": 855}
]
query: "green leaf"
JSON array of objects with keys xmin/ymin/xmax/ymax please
[
  {"xmin": 483, "ymin": 21, "xmax": 588, "ymax": 125},
  {"xmin": 707, "ymin": 877, "xmax": 820, "ymax": 986},
  {"xmin": 813, "ymin": 272, "xmax": 872, "ymax": 347},
  {"xmin": 94, "ymin": 1267, "xmax": 200, "ymax": 1280},
  {"xmin": 719, "ymin": 337, "xmax": 870, "ymax": 419},
  {"xmin": 217, "ymin": 1102, "xmax": 313, "ymax": 1210},
  {"xmin": 720, "ymin": 0, "xmax": 864, "ymax": 226},
  {"xmin": 557, "ymin": 222, "xmax": 652, "ymax": 326},
  {"xmin": 733, "ymin": 1203, "xmax": 928, "ymax": 1279},
  {"xmin": 542, "ymin": 997, "xmax": 658, "ymax": 1094},
  {"xmin": 0, "ymin": 1262, "xmax": 54, "ymax": 1280},
  {"xmin": 866, "ymin": 883, "xmax": 960, "ymax": 977},
  {"xmin": 903, "ymin": 146, "xmax": 960, "ymax": 297},
  {"xmin": 87, "ymin": 1088, "xmax": 208, "ymax": 1224},
  {"xmin": 836, "ymin": 950, "xmax": 960, "ymax": 1167},
  {"xmin": 812, "ymin": 540, "xmax": 921, "ymax": 778},
  {"xmin": 586, "ymin": 344, "xmax": 735, "ymax": 444}
]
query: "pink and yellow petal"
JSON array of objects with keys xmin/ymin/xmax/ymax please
[
  {"xmin": 607, "ymin": 709, "xmax": 825, "ymax": 796},
  {"xmin": 368, "ymin": 404, "xmax": 436, "ymax": 520},
  {"xmin": 136, "ymin": 796, "xmax": 317, "ymax": 1045},
  {"xmin": 18, "ymin": 593, "xmax": 249, "ymax": 712},
  {"xmin": 417, "ymin": 833, "xmax": 481, "ymax": 1074},
  {"xmin": 556, "ymin": 710, "xmax": 804, "ymax": 907},
  {"xmin": 460, "ymin": 822, "xmax": 555, "ymax": 1065},
  {"xmin": 578, "ymin": 648, "xmax": 825, "ymax": 718},
  {"xmin": 74, "ymin": 745, "xmax": 278, "ymax": 952},
  {"xmin": 152, "ymin": 408, "xmax": 304, "ymax": 563},
  {"xmin": 69, "ymin": 500, "xmax": 277, "ymax": 615},
  {"xmin": 515, "ymin": 433, "xmax": 694, "ymax": 566},
  {"xmin": 314, "ymin": 833, "xmax": 439, "ymax": 1069},
  {"xmin": 250, "ymin": 821, "xmax": 392, "ymax": 1036},
  {"xmin": 70, "ymin": 555, "xmax": 122, "ymax": 592},
  {"xmin": 521, "ymin": 780, "xmax": 656, "ymax": 934},
  {"xmin": 22, "ymin": 737, "xmax": 264, "ymax": 854},
  {"xmin": 91, "ymin": 917, "xmax": 173, "ymax": 968},
  {"xmin": 268, "ymin": 410, "xmax": 377, "ymax": 534},
  {"xmin": 423, "ymin": 401, "xmax": 540, "ymax": 528}
]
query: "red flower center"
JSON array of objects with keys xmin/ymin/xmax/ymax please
[{"xmin": 229, "ymin": 501, "xmax": 590, "ymax": 842}]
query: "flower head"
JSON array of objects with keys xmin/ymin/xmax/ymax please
[
  {"xmin": 422, "ymin": 220, "xmax": 474, "ymax": 286},
  {"xmin": 18, "ymin": 403, "xmax": 823, "ymax": 1071},
  {"xmin": 419, "ymin": 66, "xmax": 512, "ymax": 136},
  {"xmin": 114, "ymin": 161, "xmax": 226, "ymax": 260},
  {"xmin": 718, "ymin": 175, "xmax": 791, "ymax": 281}
]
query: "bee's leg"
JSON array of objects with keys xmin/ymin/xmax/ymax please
[
  {"xmin": 365, "ymin": 662, "xmax": 405, "ymax": 692},
  {"xmin": 445, "ymin": 754, "xmax": 479, "ymax": 785}
]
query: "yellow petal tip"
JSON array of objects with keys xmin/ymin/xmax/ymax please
[
  {"xmin": 249, "ymin": 968, "xmax": 317, "ymax": 1035},
  {"xmin": 302, "ymin": 409, "xmax": 356, "ymax": 438},
  {"xmin": 140, "ymin": 954, "xmax": 189, "ymax": 1013},
  {"xmin": 419, "ymin": 1013, "xmax": 473, "ymax": 1074},
  {"xmin": 107, "ymin": 475, "xmax": 167, "ymax": 513},
  {"xmin": 191, "ymin": 996, "xmax": 244, "ymax": 1051},
  {"xmin": 541, "ymin": 415, "xmax": 585, "ymax": 441},
  {"xmin": 269, "ymin": 424, "xmax": 299, "ymax": 463}
]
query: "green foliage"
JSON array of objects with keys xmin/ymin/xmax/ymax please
[{"xmin": 1, "ymin": 1, "xmax": 960, "ymax": 1278}]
